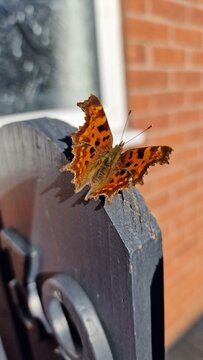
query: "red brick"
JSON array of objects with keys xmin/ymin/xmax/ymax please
[
  {"xmin": 172, "ymin": 109, "xmax": 200, "ymax": 124},
  {"xmin": 188, "ymin": 159, "xmax": 203, "ymax": 174},
  {"xmin": 186, "ymin": 127, "xmax": 203, "ymax": 141},
  {"xmin": 156, "ymin": 201, "xmax": 184, "ymax": 221},
  {"xmin": 127, "ymin": 70, "xmax": 168, "ymax": 89},
  {"xmin": 128, "ymin": 94, "xmax": 149, "ymax": 112},
  {"xmin": 152, "ymin": 0, "xmax": 186, "ymax": 22},
  {"xmin": 125, "ymin": 44, "xmax": 146, "ymax": 64},
  {"xmin": 150, "ymin": 92, "xmax": 184, "ymax": 109},
  {"xmin": 130, "ymin": 91, "xmax": 184, "ymax": 124},
  {"xmin": 174, "ymin": 27, "xmax": 202, "ymax": 47},
  {"xmin": 152, "ymin": 47, "xmax": 185, "ymax": 65},
  {"xmin": 172, "ymin": 71, "xmax": 201, "ymax": 87},
  {"xmin": 122, "ymin": 0, "xmax": 145, "ymax": 12},
  {"xmin": 146, "ymin": 171, "xmax": 184, "ymax": 191},
  {"xmin": 131, "ymin": 113, "xmax": 169, "ymax": 129},
  {"xmin": 186, "ymin": 90, "xmax": 203, "ymax": 103},
  {"xmin": 184, "ymin": 90, "xmax": 203, "ymax": 104},
  {"xmin": 172, "ymin": 147, "xmax": 198, "ymax": 164},
  {"xmin": 186, "ymin": 6, "xmax": 203, "ymax": 26},
  {"xmin": 147, "ymin": 191, "xmax": 169, "ymax": 209},
  {"xmin": 150, "ymin": 131, "xmax": 185, "ymax": 146},
  {"xmin": 168, "ymin": 214, "xmax": 198, "ymax": 241},
  {"xmin": 191, "ymin": 51, "xmax": 203, "ymax": 65},
  {"xmin": 123, "ymin": 18, "xmax": 168, "ymax": 41},
  {"xmin": 174, "ymin": 177, "xmax": 198, "ymax": 197}
]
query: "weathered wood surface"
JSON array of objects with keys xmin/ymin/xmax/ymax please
[{"xmin": 0, "ymin": 118, "xmax": 164, "ymax": 359}]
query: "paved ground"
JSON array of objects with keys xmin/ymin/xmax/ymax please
[{"xmin": 166, "ymin": 316, "xmax": 203, "ymax": 360}]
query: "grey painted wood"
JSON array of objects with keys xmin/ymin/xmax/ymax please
[{"xmin": 0, "ymin": 118, "xmax": 164, "ymax": 359}]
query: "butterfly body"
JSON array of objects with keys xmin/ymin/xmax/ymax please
[
  {"xmin": 92, "ymin": 143, "xmax": 123, "ymax": 182},
  {"xmin": 61, "ymin": 95, "xmax": 173, "ymax": 204}
]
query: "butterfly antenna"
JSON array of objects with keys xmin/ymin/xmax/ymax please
[
  {"xmin": 120, "ymin": 110, "xmax": 132, "ymax": 143},
  {"xmin": 124, "ymin": 125, "xmax": 152, "ymax": 145}
]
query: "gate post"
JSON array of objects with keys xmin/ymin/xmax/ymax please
[{"xmin": 0, "ymin": 118, "xmax": 164, "ymax": 360}]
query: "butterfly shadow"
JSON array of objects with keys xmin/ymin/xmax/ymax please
[
  {"xmin": 94, "ymin": 192, "xmax": 123, "ymax": 211},
  {"xmin": 68, "ymin": 190, "xmax": 107, "ymax": 210},
  {"xmin": 59, "ymin": 135, "xmax": 74, "ymax": 162},
  {"xmin": 41, "ymin": 172, "xmax": 75, "ymax": 203},
  {"xmin": 41, "ymin": 135, "xmax": 74, "ymax": 202},
  {"xmin": 41, "ymin": 171, "xmax": 106, "ymax": 209},
  {"xmin": 70, "ymin": 191, "xmax": 104, "ymax": 210},
  {"xmin": 71, "ymin": 191, "xmax": 125, "ymax": 210},
  {"xmin": 70, "ymin": 193, "xmax": 90, "ymax": 207}
]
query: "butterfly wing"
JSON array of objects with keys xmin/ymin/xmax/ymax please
[
  {"xmin": 60, "ymin": 95, "xmax": 113, "ymax": 191},
  {"xmin": 75, "ymin": 94, "xmax": 113, "ymax": 150},
  {"xmin": 86, "ymin": 145, "xmax": 173, "ymax": 203},
  {"xmin": 120, "ymin": 146, "xmax": 173, "ymax": 185}
]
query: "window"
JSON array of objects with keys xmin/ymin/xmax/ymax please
[{"xmin": 1, "ymin": 1, "xmax": 143, "ymax": 145}]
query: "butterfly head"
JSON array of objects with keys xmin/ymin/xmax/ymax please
[
  {"xmin": 119, "ymin": 140, "xmax": 125, "ymax": 148},
  {"xmin": 109, "ymin": 141, "xmax": 124, "ymax": 162}
]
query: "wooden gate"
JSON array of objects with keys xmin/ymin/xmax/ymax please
[{"xmin": 0, "ymin": 119, "xmax": 164, "ymax": 360}]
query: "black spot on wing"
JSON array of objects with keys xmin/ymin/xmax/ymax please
[
  {"xmin": 137, "ymin": 148, "xmax": 145, "ymax": 159},
  {"xmin": 90, "ymin": 147, "xmax": 95, "ymax": 154},
  {"xmin": 95, "ymin": 140, "xmax": 100, "ymax": 146},
  {"xmin": 103, "ymin": 135, "xmax": 110, "ymax": 142},
  {"xmin": 128, "ymin": 151, "xmax": 133, "ymax": 159},
  {"xmin": 89, "ymin": 147, "xmax": 96, "ymax": 159},
  {"xmin": 120, "ymin": 169, "xmax": 126, "ymax": 175},
  {"xmin": 97, "ymin": 120, "xmax": 109, "ymax": 133},
  {"xmin": 125, "ymin": 162, "xmax": 131, "ymax": 167}
]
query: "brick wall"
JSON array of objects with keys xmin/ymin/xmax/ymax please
[{"xmin": 121, "ymin": 0, "xmax": 203, "ymax": 348}]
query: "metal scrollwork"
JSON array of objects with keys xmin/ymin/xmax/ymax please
[
  {"xmin": 42, "ymin": 274, "xmax": 113, "ymax": 360},
  {"xmin": 0, "ymin": 227, "xmax": 51, "ymax": 333}
]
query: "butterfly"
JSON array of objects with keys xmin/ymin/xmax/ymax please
[{"xmin": 60, "ymin": 94, "xmax": 173, "ymax": 204}]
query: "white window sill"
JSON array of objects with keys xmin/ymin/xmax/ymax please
[{"xmin": 0, "ymin": 109, "xmax": 145, "ymax": 146}]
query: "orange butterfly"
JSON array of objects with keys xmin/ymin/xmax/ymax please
[{"xmin": 61, "ymin": 95, "xmax": 173, "ymax": 204}]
